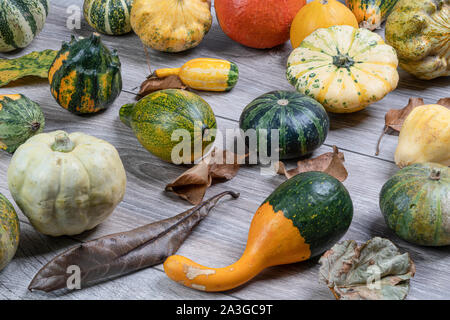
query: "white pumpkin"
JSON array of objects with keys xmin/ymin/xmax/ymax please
[
  {"xmin": 287, "ymin": 25, "xmax": 399, "ymax": 113},
  {"xmin": 7, "ymin": 131, "xmax": 127, "ymax": 236}
]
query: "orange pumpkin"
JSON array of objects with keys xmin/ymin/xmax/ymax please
[
  {"xmin": 290, "ymin": 0, "xmax": 359, "ymax": 48},
  {"xmin": 215, "ymin": 0, "xmax": 306, "ymax": 49}
]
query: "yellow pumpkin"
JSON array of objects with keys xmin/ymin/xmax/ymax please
[
  {"xmin": 130, "ymin": 0, "xmax": 212, "ymax": 53},
  {"xmin": 290, "ymin": 0, "xmax": 359, "ymax": 49},
  {"xmin": 395, "ymin": 104, "xmax": 450, "ymax": 168},
  {"xmin": 287, "ymin": 25, "xmax": 399, "ymax": 113}
]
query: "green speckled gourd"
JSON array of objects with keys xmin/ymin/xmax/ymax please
[
  {"xmin": 385, "ymin": 0, "xmax": 450, "ymax": 80},
  {"xmin": 0, "ymin": 0, "xmax": 49, "ymax": 52},
  {"xmin": 120, "ymin": 89, "xmax": 217, "ymax": 163},
  {"xmin": 287, "ymin": 25, "xmax": 399, "ymax": 113},
  {"xmin": 345, "ymin": 0, "xmax": 399, "ymax": 30},
  {"xmin": 0, "ymin": 94, "xmax": 45, "ymax": 153},
  {"xmin": 164, "ymin": 171, "xmax": 353, "ymax": 292},
  {"xmin": 239, "ymin": 91, "xmax": 329, "ymax": 160},
  {"xmin": 380, "ymin": 163, "xmax": 450, "ymax": 246},
  {"xmin": 0, "ymin": 193, "xmax": 20, "ymax": 272},
  {"xmin": 48, "ymin": 33, "xmax": 122, "ymax": 114},
  {"xmin": 84, "ymin": 0, "xmax": 133, "ymax": 35}
]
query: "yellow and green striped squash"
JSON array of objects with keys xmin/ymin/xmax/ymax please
[
  {"xmin": 83, "ymin": 0, "xmax": 133, "ymax": 35},
  {"xmin": 48, "ymin": 33, "xmax": 122, "ymax": 114},
  {"xmin": 287, "ymin": 25, "xmax": 399, "ymax": 113},
  {"xmin": 0, "ymin": 0, "xmax": 49, "ymax": 52},
  {"xmin": 155, "ymin": 58, "xmax": 239, "ymax": 92},
  {"xmin": 0, "ymin": 193, "xmax": 20, "ymax": 272},
  {"xmin": 346, "ymin": 0, "xmax": 399, "ymax": 30}
]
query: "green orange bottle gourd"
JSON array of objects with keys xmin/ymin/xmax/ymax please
[{"xmin": 164, "ymin": 172, "xmax": 353, "ymax": 292}]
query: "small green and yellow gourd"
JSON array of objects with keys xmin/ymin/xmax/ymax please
[
  {"xmin": 48, "ymin": 33, "xmax": 122, "ymax": 114},
  {"xmin": 120, "ymin": 89, "xmax": 217, "ymax": 163},
  {"xmin": 346, "ymin": 0, "xmax": 399, "ymax": 30}
]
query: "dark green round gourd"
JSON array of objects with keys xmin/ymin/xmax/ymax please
[
  {"xmin": 380, "ymin": 163, "xmax": 450, "ymax": 246},
  {"xmin": 48, "ymin": 33, "xmax": 122, "ymax": 114},
  {"xmin": 0, "ymin": 193, "xmax": 20, "ymax": 272},
  {"xmin": 119, "ymin": 89, "xmax": 217, "ymax": 163},
  {"xmin": 239, "ymin": 91, "xmax": 329, "ymax": 160},
  {"xmin": 266, "ymin": 171, "xmax": 353, "ymax": 257},
  {"xmin": 0, "ymin": 94, "xmax": 45, "ymax": 153}
]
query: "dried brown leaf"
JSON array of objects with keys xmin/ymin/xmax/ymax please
[
  {"xmin": 138, "ymin": 74, "xmax": 186, "ymax": 98},
  {"xmin": 437, "ymin": 98, "xmax": 450, "ymax": 109},
  {"xmin": 319, "ymin": 237, "xmax": 415, "ymax": 300},
  {"xmin": 166, "ymin": 149, "xmax": 242, "ymax": 205},
  {"xmin": 28, "ymin": 191, "xmax": 239, "ymax": 293},
  {"xmin": 276, "ymin": 146, "xmax": 348, "ymax": 182},
  {"xmin": 376, "ymin": 97, "xmax": 450, "ymax": 155}
]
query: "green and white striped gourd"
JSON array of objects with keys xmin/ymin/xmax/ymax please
[
  {"xmin": 0, "ymin": 0, "xmax": 49, "ymax": 52},
  {"xmin": 0, "ymin": 94, "xmax": 45, "ymax": 153},
  {"xmin": 83, "ymin": 0, "xmax": 133, "ymax": 35}
]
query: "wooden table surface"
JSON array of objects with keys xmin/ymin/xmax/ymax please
[{"xmin": 0, "ymin": 0, "xmax": 449, "ymax": 300}]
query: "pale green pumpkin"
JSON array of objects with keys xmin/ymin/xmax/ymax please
[{"xmin": 7, "ymin": 131, "xmax": 127, "ymax": 236}]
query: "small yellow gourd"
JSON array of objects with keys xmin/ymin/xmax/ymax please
[
  {"xmin": 395, "ymin": 104, "xmax": 450, "ymax": 168},
  {"xmin": 154, "ymin": 58, "xmax": 239, "ymax": 92}
]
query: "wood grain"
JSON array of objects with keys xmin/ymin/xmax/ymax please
[{"xmin": 0, "ymin": 0, "xmax": 448, "ymax": 300}]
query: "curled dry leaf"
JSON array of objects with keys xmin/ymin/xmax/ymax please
[
  {"xmin": 0, "ymin": 49, "xmax": 57, "ymax": 87},
  {"xmin": 166, "ymin": 148, "xmax": 243, "ymax": 205},
  {"xmin": 276, "ymin": 146, "xmax": 348, "ymax": 182},
  {"xmin": 376, "ymin": 97, "xmax": 450, "ymax": 156},
  {"xmin": 28, "ymin": 191, "xmax": 239, "ymax": 293},
  {"xmin": 319, "ymin": 237, "xmax": 415, "ymax": 300},
  {"xmin": 138, "ymin": 74, "xmax": 186, "ymax": 98},
  {"xmin": 437, "ymin": 98, "xmax": 450, "ymax": 109}
]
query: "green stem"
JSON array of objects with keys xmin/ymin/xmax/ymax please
[
  {"xmin": 51, "ymin": 132, "xmax": 75, "ymax": 153},
  {"xmin": 119, "ymin": 103, "xmax": 135, "ymax": 128}
]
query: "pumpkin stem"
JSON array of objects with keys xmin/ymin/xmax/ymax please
[
  {"xmin": 320, "ymin": 0, "xmax": 328, "ymax": 4},
  {"xmin": 333, "ymin": 54, "xmax": 355, "ymax": 69},
  {"xmin": 30, "ymin": 121, "xmax": 41, "ymax": 132},
  {"xmin": 429, "ymin": 170, "xmax": 441, "ymax": 181},
  {"xmin": 51, "ymin": 132, "xmax": 75, "ymax": 153},
  {"xmin": 91, "ymin": 33, "xmax": 101, "ymax": 45},
  {"xmin": 119, "ymin": 103, "xmax": 135, "ymax": 128}
]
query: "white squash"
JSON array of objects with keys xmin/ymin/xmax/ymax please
[
  {"xmin": 287, "ymin": 25, "xmax": 399, "ymax": 113},
  {"xmin": 7, "ymin": 131, "xmax": 127, "ymax": 236}
]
